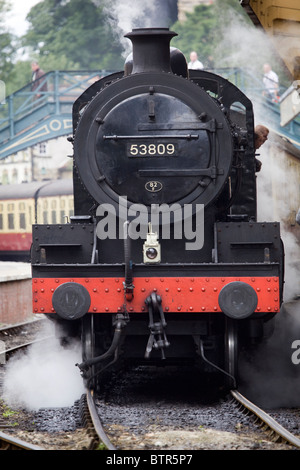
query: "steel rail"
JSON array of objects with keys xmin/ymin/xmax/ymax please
[
  {"xmin": 86, "ymin": 388, "xmax": 116, "ymax": 450},
  {"xmin": 231, "ymin": 390, "xmax": 300, "ymax": 449},
  {"xmin": 0, "ymin": 430, "xmax": 44, "ymax": 450}
]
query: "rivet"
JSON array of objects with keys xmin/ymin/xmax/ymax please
[
  {"xmin": 267, "ymin": 287, "xmax": 271, "ymax": 292},
  {"xmin": 189, "ymin": 306, "xmax": 193, "ymax": 311},
  {"xmin": 40, "ymin": 307, "xmax": 44, "ymax": 312},
  {"xmin": 213, "ymin": 287, "xmax": 217, "ymax": 292},
  {"xmin": 117, "ymin": 288, "xmax": 121, "ymax": 292},
  {"xmin": 55, "ymin": 279, "xmax": 59, "ymax": 283},
  {"xmin": 129, "ymin": 307, "xmax": 133, "ymax": 311},
  {"xmin": 93, "ymin": 288, "xmax": 97, "ymax": 292},
  {"xmin": 94, "ymin": 307, "xmax": 97, "ymax": 311},
  {"xmin": 153, "ymin": 288, "xmax": 157, "ymax": 292},
  {"xmin": 160, "ymin": 278, "xmax": 164, "ymax": 282},
  {"xmin": 189, "ymin": 287, "xmax": 193, "ymax": 292},
  {"xmin": 165, "ymin": 306, "xmax": 169, "ymax": 311},
  {"xmin": 267, "ymin": 306, "xmax": 271, "ymax": 311},
  {"xmin": 274, "ymin": 287, "xmax": 278, "ymax": 292},
  {"xmin": 105, "ymin": 288, "xmax": 109, "ymax": 292},
  {"xmin": 177, "ymin": 288, "xmax": 181, "ymax": 292},
  {"xmin": 165, "ymin": 288, "xmax": 169, "ymax": 292},
  {"xmin": 201, "ymin": 306, "xmax": 206, "ymax": 311},
  {"xmin": 256, "ymin": 287, "xmax": 260, "ymax": 292},
  {"xmin": 177, "ymin": 306, "xmax": 181, "ymax": 311},
  {"xmin": 41, "ymin": 288, "xmax": 45, "ymax": 293},
  {"xmin": 213, "ymin": 306, "xmax": 218, "ymax": 311},
  {"xmin": 141, "ymin": 288, "xmax": 145, "ymax": 292},
  {"xmin": 201, "ymin": 287, "xmax": 205, "ymax": 292},
  {"xmin": 117, "ymin": 307, "xmax": 121, "ymax": 311}
]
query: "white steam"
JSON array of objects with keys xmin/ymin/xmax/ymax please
[
  {"xmin": 103, "ymin": 0, "xmax": 176, "ymax": 57},
  {"xmin": 2, "ymin": 320, "xmax": 85, "ymax": 411}
]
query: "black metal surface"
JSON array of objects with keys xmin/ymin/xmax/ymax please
[
  {"xmin": 31, "ymin": 223, "xmax": 94, "ymax": 265},
  {"xmin": 52, "ymin": 282, "xmax": 91, "ymax": 320},
  {"xmin": 73, "ymin": 72, "xmax": 233, "ymax": 211}
]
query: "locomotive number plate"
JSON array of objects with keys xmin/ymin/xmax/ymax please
[{"xmin": 127, "ymin": 143, "xmax": 177, "ymax": 157}]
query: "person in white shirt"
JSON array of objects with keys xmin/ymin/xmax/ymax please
[
  {"xmin": 263, "ymin": 63, "xmax": 279, "ymax": 100},
  {"xmin": 188, "ymin": 51, "xmax": 204, "ymax": 70}
]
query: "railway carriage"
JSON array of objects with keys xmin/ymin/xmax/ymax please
[
  {"xmin": 31, "ymin": 28, "xmax": 284, "ymax": 389},
  {"xmin": 0, "ymin": 179, "xmax": 73, "ymax": 261}
]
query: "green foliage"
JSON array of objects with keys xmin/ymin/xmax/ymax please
[
  {"xmin": 0, "ymin": 0, "xmax": 18, "ymax": 85},
  {"xmin": 171, "ymin": 5, "xmax": 217, "ymax": 68},
  {"xmin": 23, "ymin": 0, "xmax": 124, "ymax": 70},
  {"xmin": 1, "ymin": 0, "xmax": 289, "ymax": 95},
  {"xmin": 171, "ymin": 0, "xmax": 286, "ymax": 82}
]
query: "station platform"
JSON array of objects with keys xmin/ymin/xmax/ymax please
[{"xmin": 0, "ymin": 262, "xmax": 33, "ymax": 326}]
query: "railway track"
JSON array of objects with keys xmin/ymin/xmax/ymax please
[
  {"xmin": 231, "ymin": 390, "xmax": 300, "ymax": 449},
  {"xmin": 1, "ymin": 323, "xmax": 299, "ymax": 450}
]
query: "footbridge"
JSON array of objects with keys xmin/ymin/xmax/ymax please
[
  {"xmin": 0, "ymin": 68, "xmax": 299, "ymax": 159},
  {"xmin": 0, "ymin": 70, "xmax": 111, "ymax": 159}
]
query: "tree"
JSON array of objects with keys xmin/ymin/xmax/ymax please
[
  {"xmin": 23, "ymin": 0, "xmax": 124, "ymax": 71},
  {"xmin": 171, "ymin": 4, "xmax": 217, "ymax": 68},
  {"xmin": 0, "ymin": 0, "xmax": 19, "ymax": 94}
]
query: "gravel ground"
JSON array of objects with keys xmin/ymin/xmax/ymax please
[{"xmin": 0, "ymin": 321, "xmax": 298, "ymax": 450}]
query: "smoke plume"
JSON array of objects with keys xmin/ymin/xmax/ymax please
[{"xmin": 2, "ymin": 320, "xmax": 85, "ymax": 411}]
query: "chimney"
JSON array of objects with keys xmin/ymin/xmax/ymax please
[{"xmin": 124, "ymin": 28, "xmax": 177, "ymax": 74}]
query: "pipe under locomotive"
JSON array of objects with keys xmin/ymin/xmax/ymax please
[{"xmin": 31, "ymin": 28, "xmax": 284, "ymax": 389}]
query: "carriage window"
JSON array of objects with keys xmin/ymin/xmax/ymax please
[
  {"xmin": 7, "ymin": 203, "xmax": 14, "ymax": 229},
  {"xmin": 60, "ymin": 210, "xmax": 66, "ymax": 223},
  {"xmin": 0, "ymin": 214, "xmax": 2, "ymax": 230},
  {"xmin": 19, "ymin": 202, "xmax": 26, "ymax": 229},
  {"xmin": 8, "ymin": 213, "xmax": 14, "ymax": 229},
  {"xmin": 51, "ymin": 211, "xmax": 57, "ymax": 223},
  {"xmin": 43, "ymin": 211, "xmax": 48, "ymax": 224},
  {"xmin": 19, "ymin": 213, "xmax": 26, "ymax": 229}
]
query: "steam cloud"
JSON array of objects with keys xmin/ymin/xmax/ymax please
[
  {"xmin": 2, "ymin": 320, "xmax": 85, "ymax": 411},
  {"xmin": 103, "ymin": 0, "xmax": 177, "ymax": 56}
]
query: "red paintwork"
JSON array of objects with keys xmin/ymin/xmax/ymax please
[{"xmin": 32, "ymin": 276, "xmax": 281, "ymax": 315}]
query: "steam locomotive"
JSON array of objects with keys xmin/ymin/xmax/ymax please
[{"xmin": 31, "ymin": 28, "xmax": 284, "ymax": 389}]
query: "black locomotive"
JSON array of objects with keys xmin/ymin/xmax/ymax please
[{"xmin": 31, "ymin": 28, "xmax": 284, "ymax": 389}]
